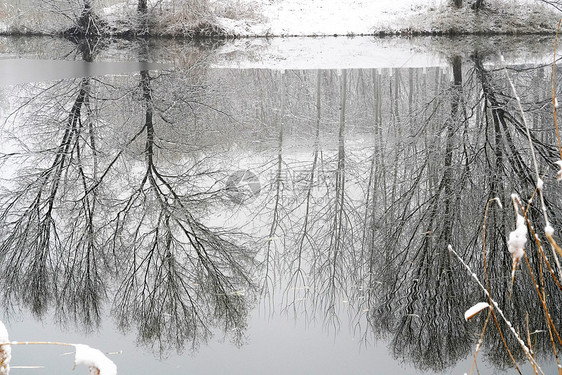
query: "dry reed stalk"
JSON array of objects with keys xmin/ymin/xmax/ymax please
[
  {"xmin": 514, "ymin": 199, "xmax": 562, "ymax": 347},
  {"xmin": 449, "ymin": 245, "xmax": 543, "ymax": 374},
  {"xmin": 502, "ymin": 60, "xmax": 562, "ymax": 281},
  {"xmin": 534, "ymin": 218, "xmax": 562, "ymax": 373},
  {"xmin": 475, "ymin": 197, "xmax": 526, "ymax": 373},
  {"xmin": 522, "ymin": 244, "xmax": 562, "ymax": 346},
  {"xmin": 525, "ymin": 314, "xmax": 539, "ymax": 375},
  {"xmin": 545, "ymin": 232, "xmax": 562, "ymax": 258},
  {"xmin": 468, "ymin": 309, "xmax": 491, "ymax": 375},
  {"xmin": 546, "ymin": 315, "xmax": 562, "ymax": 375},
  {"xmin": 478, "ymin": 197, "xmax": 522, "ymax": 374},
  {"xmin": 520, "ymin": 183, "xmax": 562, "ymax": 291}
]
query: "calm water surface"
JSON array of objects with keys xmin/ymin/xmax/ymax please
[{"xmin": 0, "ymin": 35, "xmax": 560, "ymax": 374}]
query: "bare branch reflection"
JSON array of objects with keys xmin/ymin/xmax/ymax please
[
  {"xmin": 1, "ymin": 39, "xmax": 562, "ymax": 372},
  {"xmin": 0, "ymin": 40, "xmax": 257, "ymax": 354}
]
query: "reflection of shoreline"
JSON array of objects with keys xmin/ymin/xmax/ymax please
[
  {"xmin": 211, "ymin": 35, "xmax": 556, "ymax": 70},
  {"xmin": 0, "ymin": 35, "xmax": 558, "ymax": 71},
  {"xmin": 0, "ymin": 59, "xmax": 171, "ymax": 86}
]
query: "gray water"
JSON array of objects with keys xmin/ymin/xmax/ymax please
[{"xmin": 0, "ymin": 35, "xmax": 561, "ymax": 375}]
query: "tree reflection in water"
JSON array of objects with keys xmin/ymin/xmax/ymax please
[
  {"xmin": 0, "ymin": 38, "xmax": 105, "ymax": 326},
  {"xmin": 1, "ymin": 38, "xmax": 562, "ymax": 372},
  {"xmin": 234, "ymin": 54, "xmax": 562, "ymax": 371},
  {"xmin": 0, "ymin": 39, "xmax": 257, "ymax": 355}
]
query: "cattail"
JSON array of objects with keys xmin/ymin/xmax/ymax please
[{"xmin": 0, "ymin": 322, "xmax": 10, "ymax": 375}]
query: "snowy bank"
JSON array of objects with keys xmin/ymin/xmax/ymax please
[
  {"xmin": 213, "ymin": 0, "xmax": 561, "ymax": 37},
  {"xmin": 0, "ymin": 0, "xmax": 560, "ymax": 37}
]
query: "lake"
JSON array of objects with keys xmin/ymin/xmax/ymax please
[{"xmin": 0, "ymin": 35, "xmax": 561, "ymax": 374}]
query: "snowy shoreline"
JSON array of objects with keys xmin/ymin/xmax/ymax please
[
  {"xmin": 216, "ymin": 0, "xmax": 560, "ymax": 38},
  {"xmin": 0, "ymin": 0, "xmax": 560, "ymax": 38}
]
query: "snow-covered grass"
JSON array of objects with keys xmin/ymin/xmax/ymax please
[
  {"xmin": 0, "ymin": 2, "xmax": 60, "ymax": 35},
  {"xmin": 146, "ymin": 0, "xmax": 226, "ymax": 37},
  {"xmin": 396, "ymin": 0, "xmax": 558, "ymax": 35},
  {"xmin": 102, "ymin": 0, "xmax": 223, "ymax": 37}
]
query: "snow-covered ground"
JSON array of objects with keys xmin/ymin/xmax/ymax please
[
  {"xmin": 213, "ymin": 0, "xmax": 559, "ymax": 36},
  {"xmin": 214, "ymin": 0, "xmax": 444, "ymax": 36},
  {"xmin": 207, "ymin": 0, "xmax": 560, "ymax": 70}
]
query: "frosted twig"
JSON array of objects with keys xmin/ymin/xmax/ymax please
[{"xmin": 448, "ymin": 245, "xmax": 544, "ymax": 374}]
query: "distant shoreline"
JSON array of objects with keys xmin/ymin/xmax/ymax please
[{"xmin": 0, "ymin": 0, "xmax": 560, "ymax": 39}]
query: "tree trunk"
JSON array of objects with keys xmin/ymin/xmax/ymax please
[
  {"xmin": 137, "ymin": 0, "xmax": 149, "ymax": 35},
  {"xmin": 472, "ymin": 0, "xmax": 484, "ymax": 10},
  {"xmin": 138, "ymin": 0, "xmax": 147, "ymax": 12}
]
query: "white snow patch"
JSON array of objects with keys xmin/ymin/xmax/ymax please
[
  {"xmin": 508, "ymin": 213, "xmax": 527, "ymax": 261},
  {"xmin": 464, "ymin": 302, "xmax": 490, "ymax": 321},
  {"xmin": 74, "ymin": 344, "xmax": 117, "ymax": 375},
  {"xmin": 545, "ymin": 223, "xmax": 554, "ymax": 236},
  {"xmin": 537, "ymin": 177, "xmax": 544, "ymax": 191},
  {"xmin": 556, "ymin": 160, "xmax": 562, "ymax": 181}
]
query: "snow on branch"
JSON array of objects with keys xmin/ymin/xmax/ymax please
[
  {"xmin": 507, "ymin": 194, "xmax": 527, "ymax": 263},
  {"xmin": 74, "ymin": 344, "xmax": 117, "ymax": 375},
  {"xmin": 464, "ymin": 302, "xmax": 490, "ymax": 321},
  {"xmin": 0, "ymin": 321, "xmax": 117, "ymax": 375}
]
